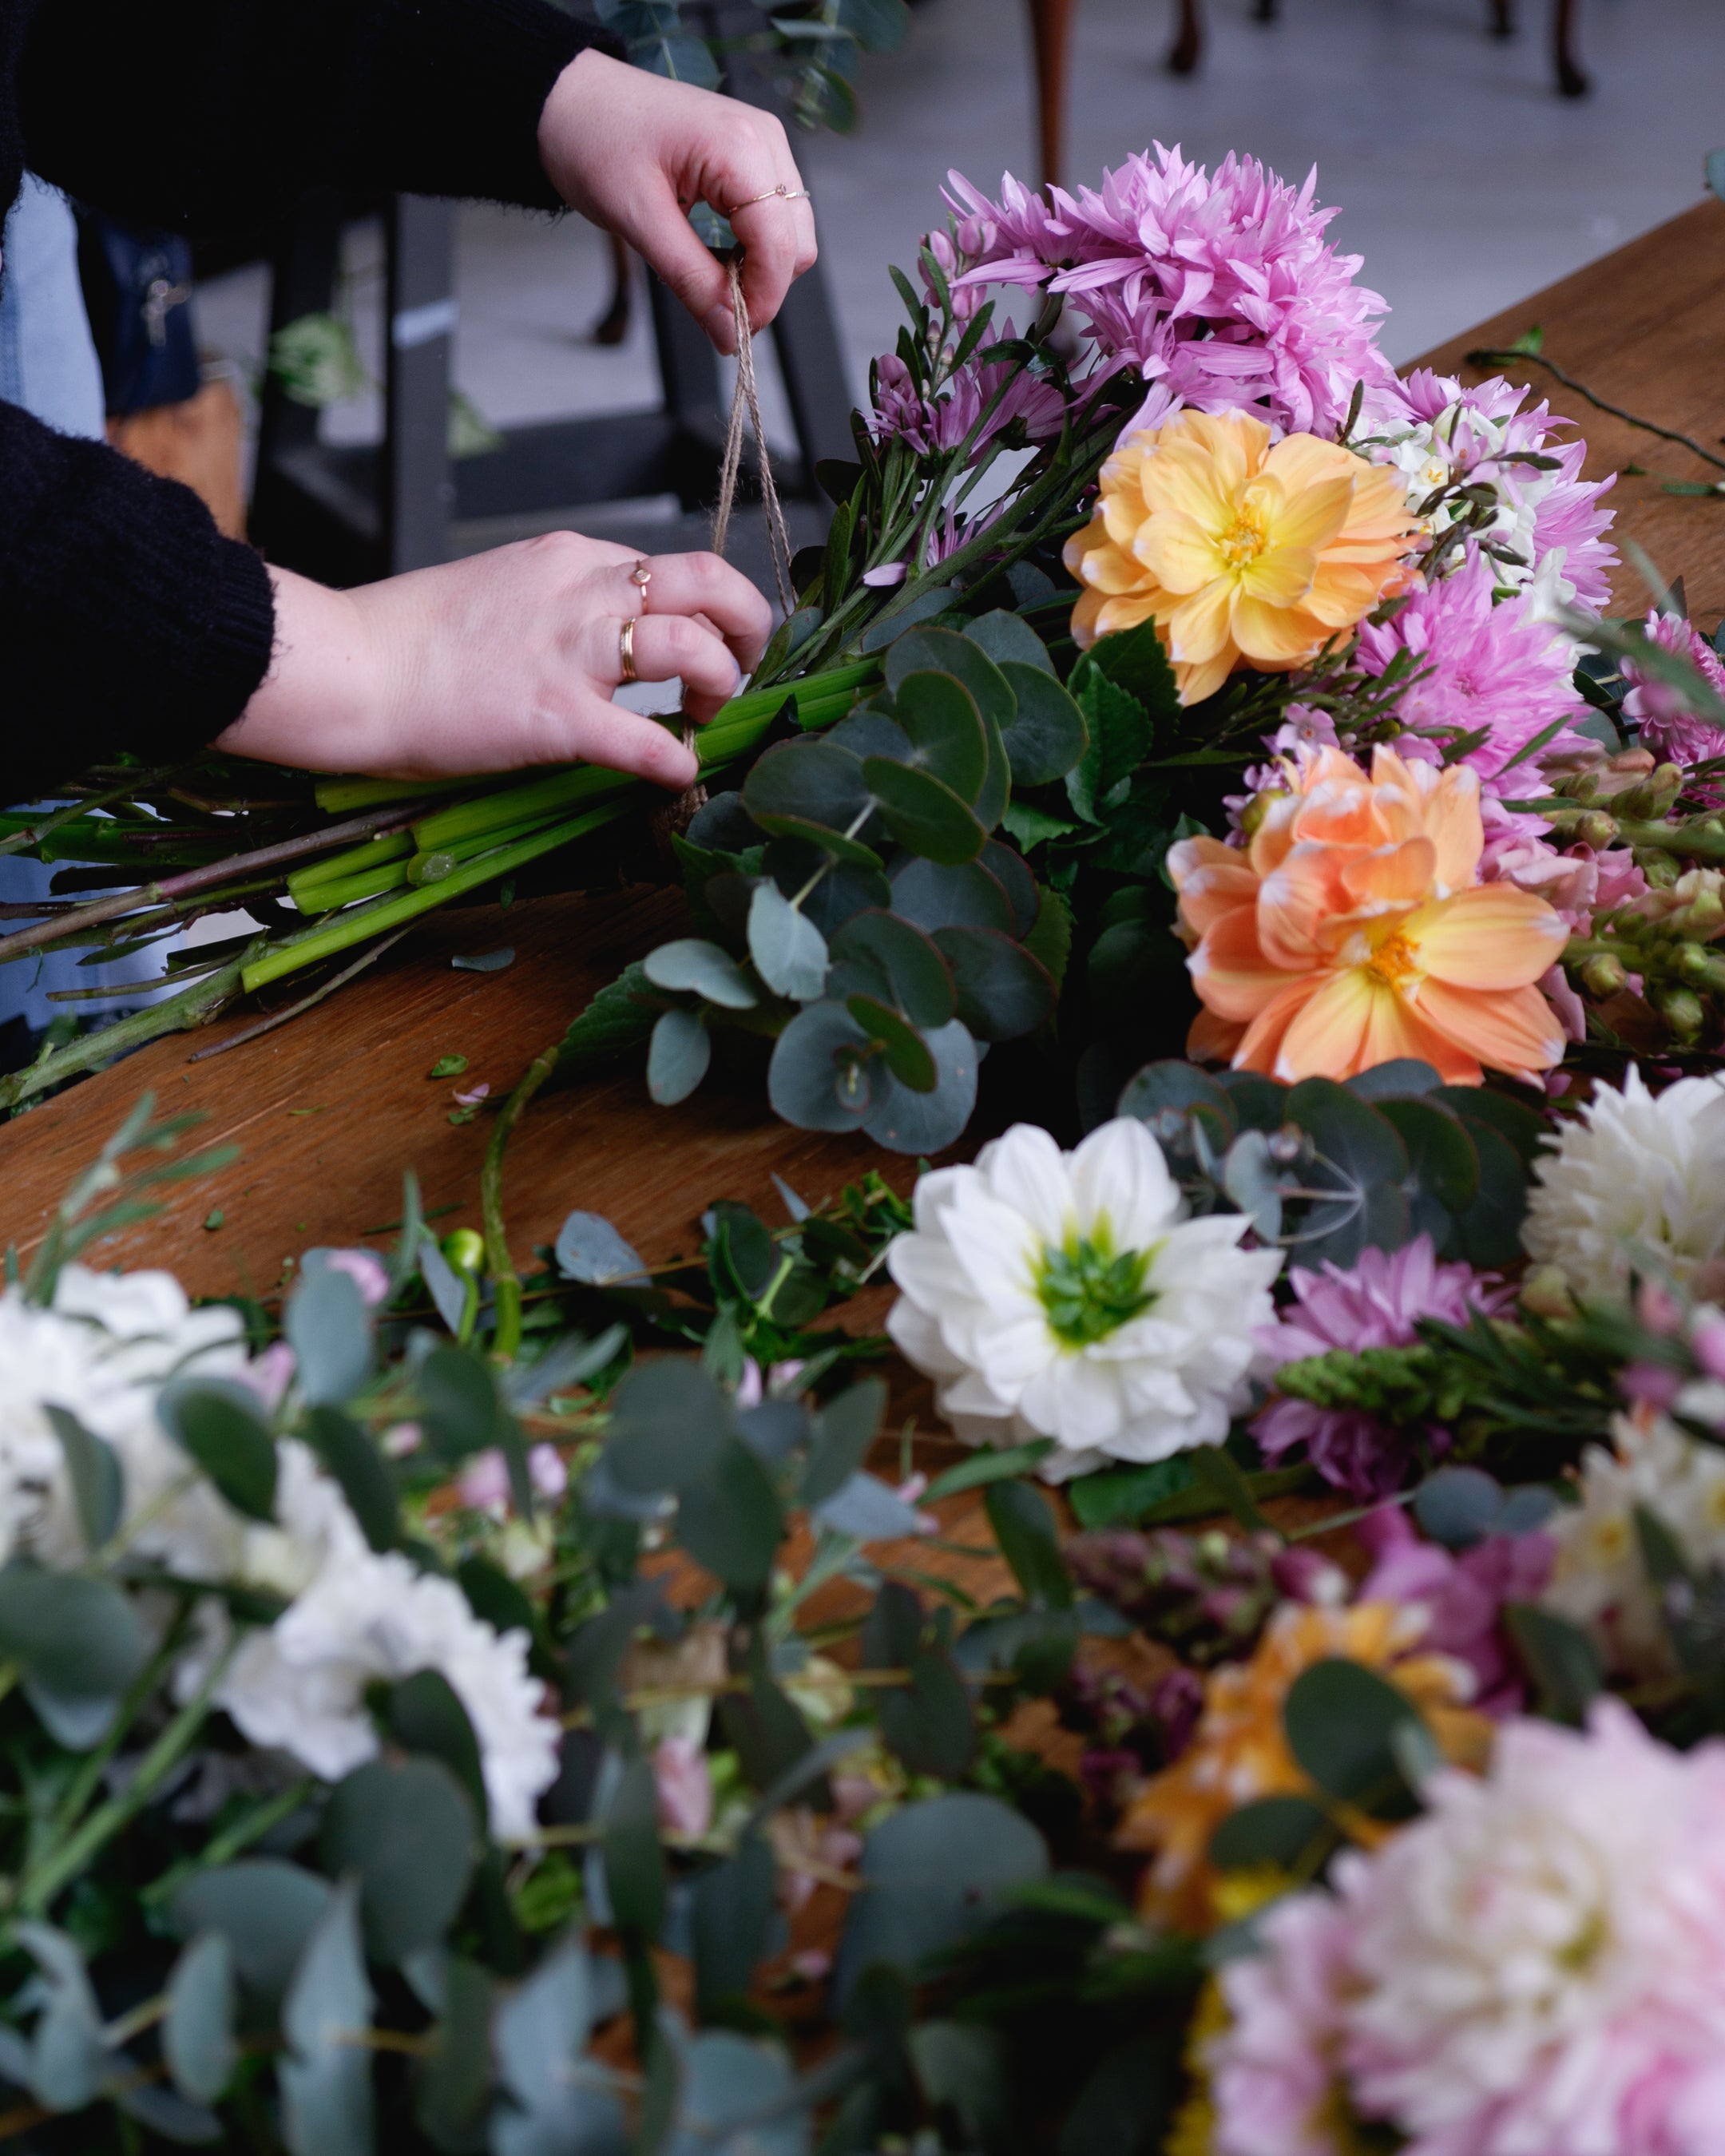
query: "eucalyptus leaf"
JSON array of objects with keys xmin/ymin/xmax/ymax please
[
  {"xmin": 414, "ymin": 1953, "xmax": 492, "ymax": 2154},
  {"xmin": 885, "ymin": 626, "xmax": 1014, "ymax": 728},
  {"xmin": 492, "ymin": 1939, "xmax": 627, "ymax": 2156},
  {"xmin": 888, "ymin": 854, "xmax": 1013, "ymax": 933},
  {"xmin": 280, "ymin": 1881, "xmax": 375, "ymax": 2156},
  {"xmin": 676, "ymin": 1437, "xmax": 784, "ymax": 1590},
  {"xmin": 43, "ymin": 1405, "xmax": 122, "ymax": 1552},
  {"xmin": 601, "ymin": 1754, "xmax": 666, "ymax": 1938},
  {"xmin": 859, "ymin": 1017, "xmax": 977, "ymax": 1153},
  {"xmin": 304, "ymin": 1405, "xmax": 397, "ymax": 1553},
  {"xmin": 648, "ymin": 1008, "xmax": 712, "ymax": 1106},
  {"xmin": 555, "ymin": 1211, "xmax": 649, "ymax": 1287},
  {"xmin": 829, "ymin": 910, "xmax": 954, "ymax": 1028},
  {"xmin": 642, "ymin": 939, "xmax": 757, "ymax": 1011},
  {"xmin": 767, "ymin": 1000, "xmax": 875, "ymax": 1133},
  {"xmin": 933, "ymin": 925, "xmax": 1056, "ymax": 1041},
  {"xmin": 844, "ymin": 995, "xmax": 937, "ymax": 1090},
  {"xmin": 606, "ymin": 1357, "xmax": 728, "ymax": 1493},
  {"xmin": 163, "ymin": 1933, "xmax": 237, "ymax": 2106},
  {"xmin": 892, "ymin": 671, "xmax": 989, "ymax": 800},
  {"xmin": 18, "ymin": 1923, "xmax": 102, "ymax": 2114},
  {"xmin": 744, "ymin": 741, "xmax": 877, "ymax": 860},
  {"xmin": 0, "ymin": 1563, "xmax": 145, "ymax": 1747},
  {"xmin": 158, "ymin": 1378, "xmax": 278, "ymax": 1522},
  {"xmin": 170, "ymin": 1861, "xmax": 333, "ymax": 2008},
  {"xmin": 801, "ymin": 1378, "xmax": 887, "ymax": 1506},
  {"xmin": 965, "ymin": 608, "xmax": 1055, "ymax": 675},
  {"xmin": 285, "ymin": 1260, "xmax": 372, "ymax": 1406},
  {"xmin": 998, "ymin": 661, "xmax": 1089, "ymax": 786},
  {"xmin": 863, "ymin": 758, "xmax": 987, "ymax": 865},
  {"xmin": 1283, "ymin": 1658, "xmax": 1422, "ymax": 1813},
  {"xmin": 319, "ymin": 1758, "xmax": 478, "ymax": 1965},
  {"xmin": 748, "ymin": 882, "xmax": 830, "ymax": 1001}
]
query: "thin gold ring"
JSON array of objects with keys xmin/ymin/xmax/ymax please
[
  {"xmin": 630, "ymin": 559, "xmax": 652, "ymax": 591},
  {"xmin": 725, "ymin": 182, "xmax": 812, "ymax": 216},
  {"xmin": 618, "ymin": 615, "xmax": 638, "ymax": 685}
]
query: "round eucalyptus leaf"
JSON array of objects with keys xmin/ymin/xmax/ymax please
[
  {"xmin": 284, "ymin": 1262, "xmax": 371, "ymax": 1408},
  {"xmin": 747, "ymin": 882, "xmax": 830, "ymax": 1002},
  {"xmin": 319, "ymin": 1757, "xmax": 478, "ymax": 1964},
  {"xmin": 1283, "ymin": 1658, "xmax": 1422, "ymax": 1811},
  {"xmin": 794, "ymin": 858, "xmax": 894, "ymax": 938},
  {"xmin": 158, "ymin": 1378, "xmax": 278, "ymax": 1523},
  {"xmin": 932, "ymin": 926, "xmax": 1056, "ymax": 1041},
  {"xmin": 1208, "ymin": 1794, "xmax": 1333, "ymax": 1874},
  {"xmin": 893, "ymin": 671, "xmax": 989, "ymax": 801},
  {"xmin": 1347, "ymin": 1059, "xmax": 1443, "ymax": 1100},
  {"xmin": 964, "ymin": 609, "xmax": 1055, "ymax": 675},
  {"xmin": 648, "ymin": 1008, "xmax": 712, "ymax": 1106},
  {"xmin": 164, "ymin": 1932, "xmax": 238, "ymax": 2106},
  {"xmin": 884, "ymin": 626, "xmax": 1015, "ymax": 728},
  {"xmin": 980, "ymin": 840, "xmax": 1040, "ymax": 938},
  {"xmin": 555, "ymin": 1211, "xmax": 648, "ymax": 1287},
  {"xmin": 170, "ymin": 1862, "xmax": 332, "ymax": 2007},
  {"xmin": 1414, "ymin": 1465, "xmax": 1505, "ymax": 1550},
  {"xmin": 676, "ymin": 1436, "xmax": 785, "ymax": 1591},
  {"xmin": 280, "ymin": 1879, "xmax": 375, "ymax": 2156},
  {"xmin": 0, "ymin": 1564, "xmax": 145, "ymax": 1724},
  {"xmin": 663, "ymin": 2030, "xmax": 803, "ymax": 2156},
  {"xmin": 890, "ymin": 854, "xmax": 1013, "ymax": 933},
  {"xmin": 744, "ymin": 739, "xmax": 876, "ymax": 858},
  {"xmin": 863, "ymin": 758, "xmax": 987, "ymax": 865},
  {"xmin": 641, "ymin": 938, "xmax": 757, "ymax": 1011},
  {"xmin": 860, "ymin": 1020, "xmax": 978, "ymax": 1154},
  {"xmin": 834, "ymin": 1792, "xmax": 1048, "ymax": 2003},
  {"xmin": 997, "ymin": 662, "xmax": 1089, "ymax": 785},
  {"xmin": 767, "ymin": 1001, "xmax": 876, "ymax": 1133},
  {"xmin": 606, "ymin": 1357, "xmax": 728, "ymax": 1493},
  {"xmin": 1378, "ymin": 1096, "xmax": 1481, "ymax": 1215},
  {"xmin": 830, "ymin": 910, "xmax": 955, "ymax": 1028},
  {"xmin": 827, "ymin": 709, "xmax": 912, "ymax": 762},
  {"xmin": 846, "ymin": 995, "xmax": 939, "ymax": 1091}
]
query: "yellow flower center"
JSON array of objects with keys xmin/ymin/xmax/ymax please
[
  {"xmin": 1366, "ymin": 929, "xmax": 1421, "ymax": 991},
  {"xmin": 1218, "ymin": 505, "xmax": 1268, "ymax": 570}
]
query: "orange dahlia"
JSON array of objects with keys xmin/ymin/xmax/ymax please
[
  {"xmin": 1170, "ymin": 743, "xmax": 1570, "ymax": 1085},
  {"xmin": 1063, "ymin": 409, "xmax": 1419, "ymax": 703},
  {"xmin": 1116, "ymin": 1601, "xmax": 1490, "ymax": 1933}
]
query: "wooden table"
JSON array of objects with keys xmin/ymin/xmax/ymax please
[{"xmin": 4, "ymin": 197, "xmax": 1725, "ymax": 1294}]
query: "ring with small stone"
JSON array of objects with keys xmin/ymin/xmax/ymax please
[
  {"xmin": 630, "ymin": 560, "xmax": 652, "ymax": 592},
  {"xmin": 725, "ymin": 183, "xmax": 812, "ymax": 216},
  {"xmin": 618, "ymin": 615, "xmax": 638, "ymax": 685}
]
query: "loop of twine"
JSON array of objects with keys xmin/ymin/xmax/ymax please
[{"xmin": 712, "ymin": 257, "xmax": 797, "ymax": 617}]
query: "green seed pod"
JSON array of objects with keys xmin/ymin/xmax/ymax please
[{"xmin": 442, "ymin": 1227, "xmax": 486, "ymax": 1276}]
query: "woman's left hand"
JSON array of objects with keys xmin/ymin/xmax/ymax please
[{"xmin": 537, "ymin": 50, "xmax": 818, "ymax": 355}]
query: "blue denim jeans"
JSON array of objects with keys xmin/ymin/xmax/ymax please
[{"xmin": 0, "ymin": 176, "xmax": 175, "ymax": 1034}]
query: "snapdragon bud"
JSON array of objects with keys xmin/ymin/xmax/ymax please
[{"xmin": 1579, "ymin": 952, "xmax": 1626, "ymax": 998}]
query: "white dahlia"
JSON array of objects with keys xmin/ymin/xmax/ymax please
[
  {"xmin": 1542, "ymin": 1407, "xmax": 1725, "ymax": 1678},
  {"xmin": 0, "ymin": 1264, "xmax": 248, "ymax": 1571},
  {"xmin": 1523, "ymin": 1068, "xmax": 1725, "ymax": 1304},
  {"xmin": 216, "ymin": 1548, "xmax": 559, "ymax": 1838},
  {"xmin": 885, "ymin": 1117, "xmax": 1283, "ymax": 1478}
]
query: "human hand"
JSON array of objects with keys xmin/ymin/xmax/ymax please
[
  {"xmin": 537, "ymin": 50, "xmax": 817, "ymax": 354},
  {"xmin": 215, "ymin": 534, "xmax": 774, "ymax": 789}
]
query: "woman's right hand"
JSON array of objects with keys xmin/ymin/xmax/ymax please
[{"xmin": 216, "ymin": 533, "xmax": 775, "ymax": 788}]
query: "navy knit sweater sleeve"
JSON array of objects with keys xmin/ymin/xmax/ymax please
[{"xmin": 0, "ymin": 0, "xmax": 612, "ymax": 799}]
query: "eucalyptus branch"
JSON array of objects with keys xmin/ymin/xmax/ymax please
[
  {"xmin": 1466, "ymin": 344, "xmax": 1725, "ymax": 477},
  {"xmin": 482, "ymin": 1039, "xmax": 562, "ymax": 1359}
]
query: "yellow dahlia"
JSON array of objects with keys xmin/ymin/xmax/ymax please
[
  {"xmin": 1064, "ymin": 409, "xmax": 1419, "ymax": 703},
  {"xmin": 1115, "ymin": 1600, "xmax": 1489, "ymax": 1934}
]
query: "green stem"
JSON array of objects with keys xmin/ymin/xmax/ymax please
[
  {"xmin": 481, "ymin": 1040, "xmax": 561, "ymax": 1360},
  {"xmin": 14, "ymin": 1647, "xmax": 233, "ymax": 1918},
  {"xmin": 0, "ymin": 948, "xmax": 260, "ymax": 1114},
  {"xmin": 1466, "ymin": 346, "xmax": 1725, "ymax": 475},
  {"xmin": 240, "ymin": 801, "xmax": 630, "ymax": 994},
  {"xmin": 0, "ymin": 767, "xmax": 184, "ymax": 862}
]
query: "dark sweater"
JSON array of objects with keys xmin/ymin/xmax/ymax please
[{"xmin": 0, "ymin": 0, "xmax": 610, "ymax": 796}]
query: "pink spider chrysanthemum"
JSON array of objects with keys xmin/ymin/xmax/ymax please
[
  {"xmin": 1621, "ymin": 609, "xmax": 1725, "ymax": 775},
  {"xmin": 940, "ymin": 145, "xmax": 1395, "ymax": 438},
  {"xmin": 1355, "ymin": 555, "xmax": 1592, "ymax": 781}
]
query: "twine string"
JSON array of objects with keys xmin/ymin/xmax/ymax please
[{"xmin": 711, "ymin": 256, "xmax": 797, "ymax": 616}]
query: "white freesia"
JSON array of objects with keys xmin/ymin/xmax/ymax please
[
  {"xmin": 216, "ymin": 1547, "xmax": 559, "ymax": 1838},
  {"xmin": 886, "ymin": 1118, "xmax": 1283, "ymax": 1479},
  {"xmin": 1542, "ymin": 1406, "xmax": 1725, "ymax": 1676},
  {"xmin": 0, "ymin": 1265, "xmax": 248, "ymax": 1571},
  {"xmin": 1522, "ymin": 1067, "xmax": 1725, "ymax": 1305}
]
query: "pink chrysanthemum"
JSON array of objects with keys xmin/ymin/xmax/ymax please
[
  {"xmin": 1621, "ymin": 609, "xmax": 1725, "ymax": 775},
  {"xmin": 870, "ymin": 329, "xmax": 1065, "ymax": 462},
  {"xmin": 1354, "ymin": 1503, "xmax": 1554, "ymax": 1714},
  {"xmin": 1213, "ymin": 1702, "xmax": 1725, "ymax": 2156},
  {"xmin": 940, "ymin": 145, "xmax": 1395, "ymax": 437},
  {"xmin": 1253, "ymin": 1237, "xmax": 1506, "ymax": 1497},
  {"xmin": 1365, "ymin": 371, "xmax": 1617, "ymax": 614},
  {"xmin": 1356, "ymin": 556, "xmax": 1591, "ymax": 781},
  {"xmin": 1211, "ymin": 1890, "xmax": 1361, "ymax": 2156}
]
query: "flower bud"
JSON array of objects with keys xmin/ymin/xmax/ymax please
[
  {"xmin": 1676, "ymin": 941, "xmax": 1716, "ymax": 985},
  {"xmin": 1653, "ymin": 984, "xmax": 1707, "ymax": 1041},
  {"xmin": 1520, "ymin": 1264, "xmax": 1575, "ymax": 1319},
  {"xmin": 1239, "ymin": 787, "xmax": 1290, "ymax": 840},
  {"xmin": 442, "ymin": 1227, "xmax": 486, "ymax": 1276},
  {"xmin": 1579, "ymin": 952, "xmax": 1626, "ymax": 998},
  {"xmin": 1577, "ymin": 810, "xmax": 1620, "ymax": 850}
]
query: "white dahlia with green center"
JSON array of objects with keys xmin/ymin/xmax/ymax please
[{"xmin": 885, "ymin": 1117, "xmax": 1283, "ymax": 1477}]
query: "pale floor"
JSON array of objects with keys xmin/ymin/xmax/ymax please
[{"xmin": 195, "ymin": 0, "xmax": 1725, "ymax": 474}]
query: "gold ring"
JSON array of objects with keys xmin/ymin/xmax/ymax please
[
  {"xmin": 725, "ymin": 183, "xmax": 812, "ymax": 216},
  {"xmin": 619, "ymin": 615, "xmax": 638, "ymax": 684},
  {"xmin": 630, "ymin": 559, "xmax": 652, "ymax": 591}
]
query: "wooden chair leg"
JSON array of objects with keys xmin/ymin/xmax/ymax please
[
  {"xmin": 1025, "ymin": 0, "xmax": 1081, "ymax": 188},
  {"xmin": 1553, "ymin": 0, "xmax": 1588, "ymax": 95},
  {"xmin": 593, "ymin": 232, "xmax": 632, "ymax": 347},
  {"xmin": 1169, "ymin": 0, "xmax": 1205, "ymax": 73}
]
